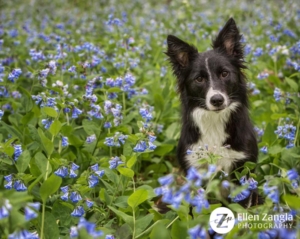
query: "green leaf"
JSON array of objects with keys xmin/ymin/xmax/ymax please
[
  {"xmin": 136, "ymin": 214, "xmax": 154, "ymax": 235},
  {"xmin": 49, "ymin": 120, "xmax": 62, "ymax": 136},
  {"xmin": 154, "ymin": 144, "xmax": 174, "ymax": 156},
  {"xmin": 16, "ymin": 150, "xmax": 31, "ymax": 173},
  {"xmin": 228, "ymin": 203, "xmax": 248, "ymax": 213},
  {"xmin": 268, "ymin": 145, "xmax": 282, "ymax": 155},
  {"xmin": 52, "ymin": 201, "xmax": 73, "ymax": 227},
  {"xmin": 123, "ymin": 141, "xmax": 133, "ymax": 156},
  {"xmin": 285, "ymin": 77, "xmax": 298, "ymax": 91},
  {"xmin": 35, "ymin": 152, "xmax": 50, "ymax": 176},
  {"xmin": 38, "ymin": 211, "xmax": 60, "ymax": 239},
  {"xmin": 82, "ymin": 119, "xmax": 100, "ymax": 135},
  {"xmin": 150, "ymin": 220, "xmax": 171, "ymax": 239},
  {"xmin": 40, "ymin": 174, "xmax": 62, "ymax": 203},
  {"xmin": 283, "ymin": 195, "xmax": 300, "ymax": 209},
  {"xmin": 42, "ymin": 107, "xmax": 58, "ymax": 118},
  {"xmin": 107, "ymin": 87, "xmax": 122, "ymax": 93},
  {"xmin": 118, "ymin": 167, "xmax": 134, "ymax": 178},
  {"xmin": 154, "ymin": 93, "xmax": 164, "ymax": 112},
  {"xmin": 127, "ymin": 155, "xmax": 137, "ymax": 168},
  {"xmin": 128, "ymin": 189, "xmax": 148, "ymax": 208},
  {"xmin": 171, "ymin": 220, "xmax": 188, "ymax": 239},
  {"xmin": 262, "ymin": 123, "xmax": 275, "ymax": 145},
  {"xmin": 244, "ymin": 161, "xmax": 256, "ymax": 170},
  {"xmin": 38, "ymin": 128, "xmax": 54, "ymax": 156},
  {"xmin": 108, "ymin": 206, "xmax": 133, "ymax": 227}
]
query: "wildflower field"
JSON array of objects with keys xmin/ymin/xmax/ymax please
[{"xmin": 0, "ymin": 0, "xmax": 300, "ymax": 238}]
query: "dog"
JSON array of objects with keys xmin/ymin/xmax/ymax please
[{"xmin": 166, "ymin": 18, "xmax": 259, "ymax": 207}]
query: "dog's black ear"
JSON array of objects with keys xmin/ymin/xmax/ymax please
[
  {"xmin": 166, "ymin": 35, "xmax": 198, "ymax": 69},
  {"xmin": 213, "ymin": 18, "xmax": 243, "ymax": 58}
]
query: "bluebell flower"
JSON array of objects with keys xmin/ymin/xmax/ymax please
[
  {"xmin": 71, "ymin": 206, "xmax": 85, "ymax": 217},
  {"xmin": 104, "ymin": 137, "xmax": 116, "ymax": 147},
  {"xmin": 222, "ymin": 180, "xmax": 230, "ymax": 189},
  {"xmin": 148, "ymin": 142, "xmax": 157, "ymax": 150},
  {"xmin": 188, "ymin": 225, "xmax": 207, "ymax": 239},
  {"xmin": 91, "ymin": 164, "xmax": 99, "ymax": 172},
  {"xmin": 157, "ymin": 124, "xmax": 164, "ymax": 133},
  {"xmin": 111, "ymin": 105, "xmax": 122, "ymax": 117},
  {"xmin": 25, "ymin": 206, "xmax": 38, "ymax": 221},
  {"xmin": 254, "ymin": 126, "xmax": 264, "ymax": 137},
  {"xmin": 190, "ymin": 188, "xmax": 209, "ymax": 213},
  {"xmin": 61, "ymin": 192, "xmax": 69, "ymax": 201},
  {"xmin": 133, "ymin": 140, "xmax": 147, "ymax": 152},
  {"xmin": 61, "ymin": 136, "xmax": 69, "ymax": 147},
  {"xmin": 60, "ymin": 185, "xmax": 69, "ymax": 193},
  {"xmin": 88, "ymin": 175, "xmax": 99, "ymax": 188},
  {"xmin": 106, "ymin": 235, "xmax": 115, "ymax": 239},
  {"xmin": 263, "ymin": 183, "xmax": 279, "ymax": 203},
  {"xmin": 94, "ymin": 170, "xmax": 105, "ymax": 177},
  {"xmin": 247, "ymin": 178, "xmax": 258, "ymax": 190},
  {"xmin": 253, "ymin": 47, "xmax": 263, "ymax": 57},
  {"xmin": 4, "ymin": 174, "xmax": 13, "ymax": 182},
  {"xmin": 257, "ymin": 72, "xmax": 269, "ymax": 80},
  {"xmin": 86, "ymin": 199, "xmax": 94, "ymax": 208},
  {"xmin": 109, "ymin": 156, "xmax": 124, "ymax": 169},
  {"xmin": 108, "ymin": 92, "xmax": 118, "ymax": 99},
  {"xmin": 186, "ymin": 149, "xmax": 194, "ymax": 155},
  {"xmin": 291, "ymin": 180, "xmax": 298, "ymax": 189},
  {"xmin": 117, "ymin": 133, "xmax": 128, "ymax": 144},
  {"xmin": 69, "ymin": 170, "xmax": 77, "ymax": 178},
  {"xmin": 41, "ymin": 118, "xmax": 53, "ymax": 129},
  {"xmin": 273, "ymin": 88, "xmax": 281, "ymax": 102},
  {"xmin": 186, "ymin": 167, "xmax": 202, "ymax": 187},
  {"xmin": 27, "ymin": 202, "xmax": 40, "ymax": 211},
  {"xmin": 77, "ymin": 217, "xmax": 103, "ymax": 237},
  {"xmin": 4, "ymin": 181, "xmax": 13, "ymax": 189},
  {"xmin": 287, "ymin": 169, "xmax": 299, "ymax": 181},
  {"xmin": 0, "ymin": 200, "xmax": 12, "ymax": 219},
  {"xmin": 106, "ymin": 78, "xmax": 115, "ymax": 87},
  {"xmin": 54, "ymin": 166, "xmax": 69, "ymax": 178},
  {"xmin": 70, "ymin": 226, "xmax": 78, "ymax": 238},
  {"xmin": 68, "ymin": 65, "xmax": 76, "ymax": 73},
  {"xmin": 8, "ymin": 230, "xmax": 39, "ymax": 239},
  {"xmin": 71, "ymin": 163, "xmax": 80, "ymax": 171},
  {"xmin": 148, "ymin": 135, "xmax": 156, "ymax": 143},
  {"xmin": 13, "ymin": 144, "xmax": 22, "ymax": 161},
  {"xmin": 230, "ymin": 189, "xmax": 251, "ymax": 202},
  {"xmin": 70, "ymin": 191, "xmax": 82, "ymax": 203},
  {"xmin": 86, "ymin": 134, "xmax": 96, "ymax": 143},
  {"xmin": 139, "ymin": 108, "xmax": 153, "ymax": 122},
  {"xmin": 0, "ymin": 109, "xmax": 3, "ymax": 120},
  {"xmin": 104, "ymin": 122, "xmax": 112, "ymax": 128},
  {"xmin": 40, "ymin": 68, "xmax": 50, "ymax": 78},
  {"xmin": 260, "ymin": 146, "xmax": 268, "ymax": 154},
  {"xmin": 158, "ymin": 174, "xmax": 174, "ymax": 186},
  {"xmin": 72, "ymin": 107, "xmax": 83, "ymax": 119},
  {"xmin": 8, "ymin": 68, "xmax": 22, "ymax": 82},
  {"xmin": 13, "ymin": 180, "xmax": 27, "ymax": 191},
  {"xmin": 63, "ymin": 107, "xmax": 71, "ymax": 113},
  {"xmin": 258, "ymin": 231, "xmax": 273, "ymax": 239}
]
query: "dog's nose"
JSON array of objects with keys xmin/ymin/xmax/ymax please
[{"xmin": 210, "ymin": 94, "xmax": 224, "ymax": 107}]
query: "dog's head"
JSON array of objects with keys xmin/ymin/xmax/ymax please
[{"xmin": 166, "ymin": 18, "xmax": 248, "ymax": 111}]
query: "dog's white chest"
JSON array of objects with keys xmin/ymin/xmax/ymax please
[{"xmin": 186, "ymin": 104, "xmax": 246, "ymax": 172}]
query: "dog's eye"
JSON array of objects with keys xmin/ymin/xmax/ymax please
[
  {"xmin": 221, "ymin": 71, "xmax": 229, "ymax": 78},
  {"xmin": 195, "ymin": 76, "xmax": 204, "ymax": 83}
]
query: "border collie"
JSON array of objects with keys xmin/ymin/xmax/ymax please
[{"xmin": 166, "ymin": 18, "xmax": 259, "ymax": 206}]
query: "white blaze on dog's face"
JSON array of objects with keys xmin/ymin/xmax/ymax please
[{"xmin": 205, "ymin": 57, "xmax": 229, "ymax": 111}]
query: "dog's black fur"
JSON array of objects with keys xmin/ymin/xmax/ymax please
[{"xmin": 166, "ymin": 18, "xmax": 259, "ymax": 207}]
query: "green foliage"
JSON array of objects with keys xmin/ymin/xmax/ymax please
[{"xmin": 0, "ymin": 0, "xmax": 299, "ymax": 239}]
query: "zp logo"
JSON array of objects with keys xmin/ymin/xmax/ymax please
[{"xmin": 209, "ymin": 207, "xmax": 235, "ymax": 234}]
